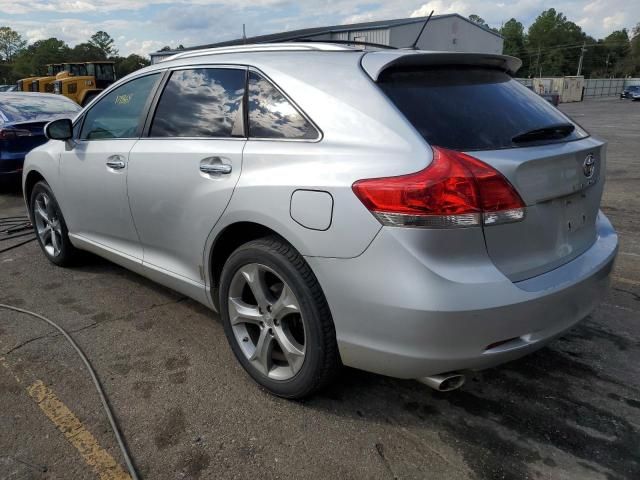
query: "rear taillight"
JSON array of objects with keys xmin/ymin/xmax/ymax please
[
  {"xmin": 352, "ymin": 146, "xmax": 525, "ymax": 228},
  {"xmin": 0, "ymin": 128, "xmax": 33, "ymax": 140}
]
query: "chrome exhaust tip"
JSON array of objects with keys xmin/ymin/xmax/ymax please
[{"xmin": 418, "ymin": 373, "xmax": 466, "ymax": 392}]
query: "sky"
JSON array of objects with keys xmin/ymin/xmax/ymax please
[{"xmin": 0, "ymin": 0, "xmax": 637, "ymax": 57}]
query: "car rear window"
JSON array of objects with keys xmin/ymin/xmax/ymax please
[
  {"xmin": 0, "ymin": 94, "xmax": 80, "ymax": 124},
  {"xmin": 248, "ymin": 71, "xmax": 319, "ymax": 140},
  {"xmin": 151, "ymin": 68, "xmax": 245, "ymax": 138},
  {"xmin": 377, "ymin": 66, "xmax": 588, "ymax": 151}
]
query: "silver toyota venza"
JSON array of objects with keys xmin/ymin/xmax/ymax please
[{"xmin": 23, "ymin": 44, "xmax": 618, "ymax": 398}]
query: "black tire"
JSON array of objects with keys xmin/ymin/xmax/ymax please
[
  {"xmin": 219, "ymin": 235, "xmax": 340, "ymax": 398},
  {"xmin": 82, "ymin": 92, "xmax": 99, "ymax": 107},
  {"xmin": 30, "ymin": 180, "xmax": 79, "ymax": 266}
]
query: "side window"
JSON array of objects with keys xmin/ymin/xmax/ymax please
[
  {"xmin": 248, "ymin": 71, "xmax": 319, "ymax": 140},
  {"xmin": 150, "ymin": 68, "xmax": 245, "ymax": 138},
  {"xmin": 80, "ymin": 73, "xmax": 160, "ymax": 140}
]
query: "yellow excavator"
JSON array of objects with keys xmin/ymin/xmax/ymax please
[
  {"xmin": 53, "ymin": 61, "xmax": 117, "ymax": 106},
  {"xmin": 27, "ymin": 64, "xmax": 64, "ymax": 93}
]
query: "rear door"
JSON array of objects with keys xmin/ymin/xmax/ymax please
[
  {"xmin": 377, "ymin": 66, "xmax": 604, "ymax": 281},
  {"xmin": 127, "ymin": 66, "xmax": 246, "ymax": 283}
]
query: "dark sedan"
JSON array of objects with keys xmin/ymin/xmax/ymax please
[
  {"xmin": 0, "ymin": 92, "xmax": 80, "ymax": 183},
  {"xmin": 621, "ymin": 85, "xmax": 640, "ymax": 99}
]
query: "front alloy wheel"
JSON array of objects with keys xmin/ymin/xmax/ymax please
[
  {"xmin": 33, "ymin": 191, "xmax": 63, "ymax": 257},
  {"xmin": 30, "ymin": 180, "xmax": 78, "ymax": 266}
]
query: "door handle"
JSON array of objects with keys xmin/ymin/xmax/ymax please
[
  {"xmin": 106, "ymin": 155, "xmax": 126, "ymax": 170},
  {"xmin": 200, "ymin": 163, "xmax": 232, "ymax": 175}
]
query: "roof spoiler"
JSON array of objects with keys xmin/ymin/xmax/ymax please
[{"xmin": 361, "ymin": 51, "xmax": 522, "ymax": 80}]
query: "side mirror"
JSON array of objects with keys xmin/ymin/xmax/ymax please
[{"xmin": 45, "ymin": 118, "xmax": 73, "ymax": 141}]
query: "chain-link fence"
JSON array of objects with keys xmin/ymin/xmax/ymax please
[
  {"xmin": 516, "ymin": 77, "xmax": 640, "ymax": 99},
  {"xmin": 584, "ymin": 78, "xmax": 625, "ymax": 98}
]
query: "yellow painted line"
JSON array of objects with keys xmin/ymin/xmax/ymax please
[{"xmin": 0, "ymin": 358, "xmax": 131, "ymax": 480}]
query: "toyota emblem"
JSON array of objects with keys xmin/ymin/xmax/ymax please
[{"xmin": 583, "ymin": 153, "xmax": 595, "ymax": 178}]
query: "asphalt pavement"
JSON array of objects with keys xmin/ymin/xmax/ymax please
[{"xmin": 0, "ymin": 97, "xmax": 639, "ymax": 480}]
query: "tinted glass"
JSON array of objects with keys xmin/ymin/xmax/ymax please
[
  {"xmin": 80, "ymin": 73, "xmax": 159, "ymax": 140},
  {"xmin": 66, "ymin": 64, "xmax": 87, "ymax": 76},
  {"xmin": 0, "ymin": 94, "xmax": 80, "ymax": 124},
  {"xmin": 378, "ymin": 67, "xmax": 588, "ymax": 151},
  {"xmin": 87, "ymin": 63, "xmax": 116, "ymax": 82},
  {"xmin": 248, "ymin": 71, "xmax": 318, "ymax": 140},
  {"xmin": 151, "ymin": 68, "xmax": 245, "ymax": 138}
]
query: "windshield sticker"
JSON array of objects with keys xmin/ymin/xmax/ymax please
[{"xmin": 115, "ymin": 94, "xmax": 133, "ymax": 105}]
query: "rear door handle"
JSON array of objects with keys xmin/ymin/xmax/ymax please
[
  {"xmin": 106, "ymin": 155, "xmax": 126, "ymax": 170},
  {"xmin": 200, "ymin": 157, "xmax": 232, "ymax": 175},
  {"xmin": 200, "ymin": 164, "xmax": 232, "ymax": 175}
]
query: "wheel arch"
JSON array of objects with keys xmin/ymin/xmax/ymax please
[
  {"xmin": 24, "ymin": 170, "xmax": 46, "ymax": 211},
  {"xmin": 208, "ymin": 221, "xmax": 284, "ymax": 296}
]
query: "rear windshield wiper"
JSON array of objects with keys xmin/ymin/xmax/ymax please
[{"xmin": 511, "ymin": 123, "xmax": 575, "ymax": 144}]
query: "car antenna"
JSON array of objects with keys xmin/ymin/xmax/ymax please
[{"xmin": 410, "ymin": 10, "xmax": 434, "ymax": 49}]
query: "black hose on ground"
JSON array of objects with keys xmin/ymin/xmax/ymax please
[
  {"xmin": 0, "ymin": 304, "xmax": 140, "ymax": 480},
  {"xmin": 0, "ymin": 215, "xmax": 36, "ymax": 254}
]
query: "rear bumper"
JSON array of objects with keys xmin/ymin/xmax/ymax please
[{"xmin": 306, "ymin": 211, "xmax": 618, "ymax": 379}]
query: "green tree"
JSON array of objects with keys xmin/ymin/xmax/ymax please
[
  {"xmin": 88, "ymin": 31, "xmax": 118, "ymax": 57},
  {"xmin": 70, "ymin": 42, "xmax": 107, "ymax": 61},
  {"xmin": 603, "ymin": 29, "xmax": 631, "ymax": 76},
  {"xmin": 527, "ymin": 9, "xmax": 586, "ymax": 76},
  {"xmin": 468, "ymin": 14, "xmax": 488, "ymax": 27},
  {"xmin": 113, "ymin": 53, "xmax": 150, "ymax": 77},
  {"xmin": 0, "ymin": 26, "xmax": 27, "ymax": 62},
  {"xmin": 631, "ymin": 23, "xmax": 640, "ymax": 75},
  {"xmin": 500, "ymin": 19, "xmax": 526, "ymax": 56},
  {"xmin": 13, "ymin": 38, "xmax": 70, "ymax": 77}
]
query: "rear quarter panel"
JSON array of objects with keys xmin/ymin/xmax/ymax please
[{"xmin": 200, "ymin": 51, "xmax": 432, "ymax": 262}]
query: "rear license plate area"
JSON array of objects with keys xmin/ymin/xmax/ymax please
[{"xmin": 564, "ymin": 192, "xmax": 588, "ymax": 233}]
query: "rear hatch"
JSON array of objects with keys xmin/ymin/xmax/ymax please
[{"xmin": 370, "ymin": 55, "xmax": 603, "ymax": 282}]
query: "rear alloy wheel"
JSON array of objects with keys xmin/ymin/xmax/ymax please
[
  {"xmin": 228, "ymin": 263, "xmax": 306, "ymax": 380},
  {"xmin": 30, "ymin": 181, "xmax": 78, "ymax": 266},
  {"xmin": 219, "ymin": 236, "xmax": 339, "ymax": 398}
]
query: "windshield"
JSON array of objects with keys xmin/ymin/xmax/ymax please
[
  {"xmin": 47, "ymin": 65, "xmax": 62, "ymax": 76},
  {"xmin": 0, "ymin": 94, "xmax": 80, "ymax": 124},
  {"xmin": 87, "ymin": 63, "xmax": 116, "ymax": 81},
  {"xmin": 378, "ymin": 66, "xmax": 588, "ymax": 151},
  {"xmin": 65, "ymin": 64, "xmax": 88, "ymax": 76}
]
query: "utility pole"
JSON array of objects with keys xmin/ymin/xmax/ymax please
[
  {"xmin": 576, "ymin": 41, "xmax": 587, "ymax": 76},
  {"xmin": 604, "ymin": 53, "xmax": 610, "ymax": 77},
  {"xmin": 535, "ymin": 45, "xmax": 541, "ymax": 78},
  {"xmin": 242, "ymin": 24, "xmax": 247, "ymax": 44}
]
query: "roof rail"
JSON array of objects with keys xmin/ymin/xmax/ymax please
[{"xmin": 162, "ymin": 42, "xmax": 356, "ymax": 62}]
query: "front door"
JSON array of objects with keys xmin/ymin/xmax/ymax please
[{"xmin": 58, "ymin": 72, "xmax": 162, "ymax": 261}]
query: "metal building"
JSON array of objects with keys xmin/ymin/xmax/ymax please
[{"xmin": 150, "ymin": 14, "xmax": 503, "ymax": 64}]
